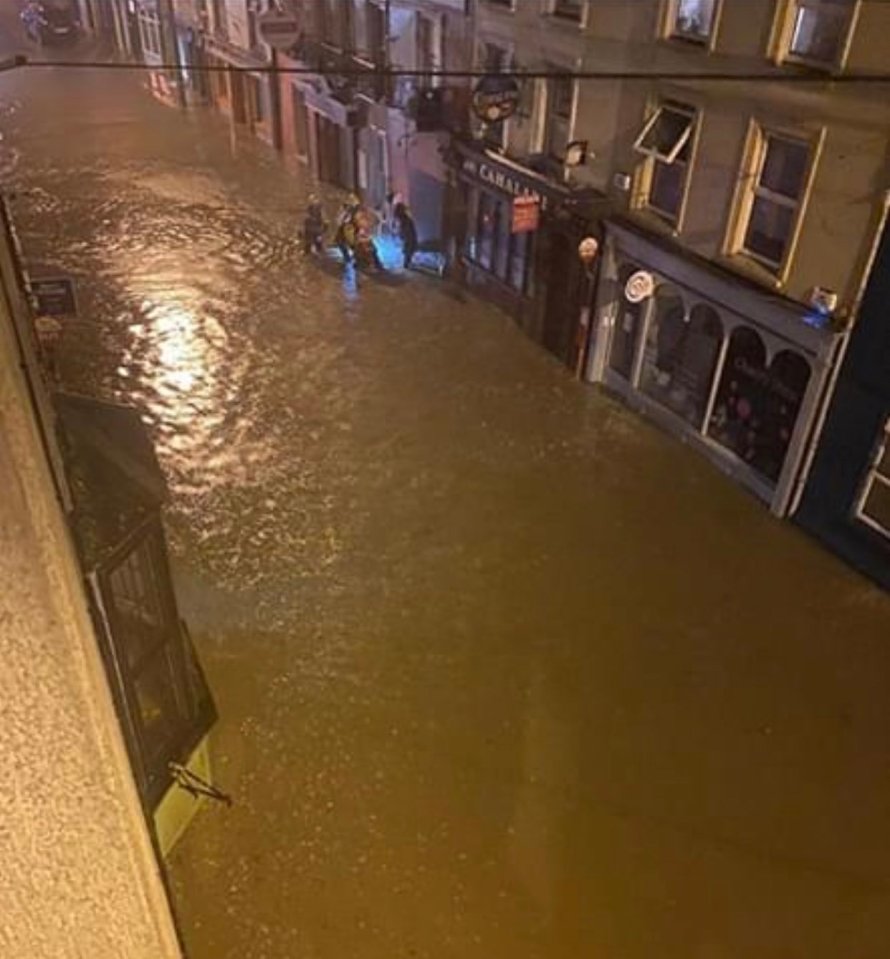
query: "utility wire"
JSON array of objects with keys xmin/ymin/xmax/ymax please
[{"xmin": 15, "ymin": 57, "xmax": 890, "ymax": 83}]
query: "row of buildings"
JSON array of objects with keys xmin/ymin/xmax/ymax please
[{"xmin": 83, "ymin": 0, "xmax": 888, "ymax": 588}]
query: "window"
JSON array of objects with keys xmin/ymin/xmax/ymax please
[
  {"xmin": 417, "ymin": 14, "xmax": 443, "ymax": 86},
  {"xmin": 480, "ymin": 42, "xmax": 510, "ymax": 148},
  {"xmin": 340, "ymin": 0, "xmax": 356, "ymax": 52},
  {"xmin": 485, "ymin": 0, "xmax": 514, "ymax": 7},
  {"xmin": 669, "ymin": 0, "xmax": 718, "ymax": 42},
  {"xmin": 551, "ymin": 0, "xmax": 585, "ymax": 22},
  {"xmin": 249, "ymin": 76, "xmax": 265, "ymax": 124},
  {"xmin": 634, "ymin": 102, "xmax": 695, "ymax": 163},
  {"xmin": 787, "ymin": 0, "xmax": 855, "ymax": 66},
  {"xmin": 544, "ymin": 74, "xmax": 575, "ymax": 160},
  {"xmin": 857, "ymin": 420, "xmax": 890, "ymax": 539},
  {"xmin": 137, "ymin": 3, "xmax": 162, "ymax": 58},
  {"xmin": 210, "ymin": 0, "xmax": 227, "ymax": 40},
  {"xmin": 465, "ymin": 187, "xmax": 535, "ymax": 295},
  {"xmin": 740, "ymin": 131, "xmax": 811, "ymax": 269}
]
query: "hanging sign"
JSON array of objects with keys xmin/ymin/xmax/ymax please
[
  {"xmin": 624, "ymin": 270, "xmax": 655, "ymax": 303},
  {"xmin": 257, "ymin": 11, "xmax": 301, "ymax": 50},
  {"xmin": 472, "ymin": 75, "xmax": 521, "ymax": 123},
  {"xmin": 511, "ymin": 195, "xmax": 540, "ymax": 234},
  {"xmin": 31, "ymin": 276, "xmax": 77, "ymax": 317}
]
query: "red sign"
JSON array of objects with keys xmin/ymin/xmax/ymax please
[{"xmin": 511, "ymin": 196, "xmax": 540, "ymax": 234}]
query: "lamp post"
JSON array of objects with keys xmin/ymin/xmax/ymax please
[{"xmin": 575, "ymin": 235, "xmax": 599, "ymax": 379}]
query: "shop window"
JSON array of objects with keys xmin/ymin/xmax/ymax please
[
  {"xmin": 640, "ymin": 296, "xmax": 723, "ymax": 427},
  {"xmin": 544, "ymin": 73, "xmax": 575, "ymax": 161},
  {"xmin": 739, "ymin": 131, "xmax": 811, "ymax": 269},
  {"xmin": 668, "ymin": 0, "xmax": 718, "ymax": 42},
  {"xmin": 856, "ymin": 419, "xmax": 890, "ymax": 540},
  {"xmin": 708, "ymin": 331, "xmax": 810, "ymax": 482},
  {"xmin": 466, "ymin": 188, "xmax": 535, "ymax": 296},
  {"xmin": 634, "ymin": 102, "xmax": 696, "ymax": 164},
  {"xmin": 786, "ymin": 0, "xmax": 855, "ymax": 66}
]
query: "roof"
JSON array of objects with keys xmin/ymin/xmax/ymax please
[{"xmin": 54, "ymin": 393, "xmax": 167, "ymax": 569}]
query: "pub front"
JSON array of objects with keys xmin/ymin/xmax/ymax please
[{"xmin": 449, "ymin": 140, "xmax": 608, "ymax": 369}]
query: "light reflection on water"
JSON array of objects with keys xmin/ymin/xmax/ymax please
[{"xmin": 5, "ymin": 62, "xmax": 890, "ymax": 959}]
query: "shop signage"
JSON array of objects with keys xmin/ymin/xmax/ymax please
[
  {"xmin": 31, "ymin": 276, "xmax": 77, "ymax": 317},
  {"xmin": 257, "ymin": 11, "xmax": 301, "ymax": 50},
  {"xmin": 624, "ymin": 270, "xmax": 655, "ymax": 303},
  {"xmin": 472, "ymin": 75, "xmax": 521, "ymax": 123},
  {"xmin": 511, "ymin": 196, "xmax": 540, "ymax": 234},
  {"xmin": 462, "ymin": 155, "xmax": 548, "ymax": 210}
]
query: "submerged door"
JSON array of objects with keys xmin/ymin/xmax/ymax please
[{"xmin": 542, "ymin": 233, "xmax": 576, "ymax": 365}]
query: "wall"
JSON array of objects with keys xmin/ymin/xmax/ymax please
[{"xmin": 0, "ymin": 270, "xmax": 183, "ymax": 956}]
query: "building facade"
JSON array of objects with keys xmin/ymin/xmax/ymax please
[{"xmin": 795, "ymin": 217, "xmax": 890, "ymax": 587}]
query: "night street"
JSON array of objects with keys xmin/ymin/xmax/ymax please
[{"xmin": 3, "ymin": 14, "xmax": 890, "ymax": 959}]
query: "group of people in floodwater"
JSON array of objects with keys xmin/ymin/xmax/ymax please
[{"xmin": 301, "ymin": 193, "xmax": 418, "ymax": 273}]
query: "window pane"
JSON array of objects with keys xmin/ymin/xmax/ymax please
[
  {"xmin": 862, "ymin": 478, "xmax": 890, "ymax": 535},
  {"xmin": 639, "ymin": 107, "xmax": 693, "ymax": 159},
  {"xmin": 494, "ymin": 202, "xmax": 510, "ymax": 280},
  {"xmin": 790, "ymin": 4, "xmax": 850, "ymax": 63},
  {"xmin": 134, "ymin": 648, "xmax": 183, "ymax": 764},
  {"xmin": 744, "ymin": 195, "xmax": 795, "ymax": 266},
  {"xmin": 109, "ymin": 539, "xmax": 168, "ymax": 669},
  {"xmin": 673, "ymin": 0, "xmax": 716, "ymax": 39},
  {"xmin": 477, "ymin": 192, "xmax": 495, "ymax": 270},
  {"xmin": 648, "ymin": 159, "xmax": 686, "ymax": 219},
  {"xmin": 551, "ymin": 76, "xmax": 574, "ymax": 118},
  {"xmin": 760, "ymin": 136, "xmax": 809, "ymax": 199}
]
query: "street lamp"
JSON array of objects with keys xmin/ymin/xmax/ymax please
[{"xmin": 575, "ymin": 236, "xmax": 599, "ymax": 379}]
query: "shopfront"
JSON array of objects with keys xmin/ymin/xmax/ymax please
[
  {"xmin": 452, "ymin": 141, "xmax": 606, "ymax": 368},
  {"xmin": 588, "ymin": 219, "xmax": 844, "ymax": 514}
]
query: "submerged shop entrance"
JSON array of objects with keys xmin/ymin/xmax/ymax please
[{"xmin": 590, "ymin": 221, "xmax": 842, "ymax": 514}]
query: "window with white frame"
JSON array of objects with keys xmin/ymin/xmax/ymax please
[
  {"xmin": 417, "ymin": 13, "xmax": 444, "ymax": 87},
  {"xmin": 669, "ymin": 0, "xmax": 718, "ymax": 42},
  {"xmin": 634, "ymin": 102, "xmax": 697, "ymax": 223},
  {"xmin": 137, "ymin": 2, "xmax": 162, "ymax": 58},
  {"xmin": 739, "ymin": 130, "xmax": 811, "ymax": 270},
  {"xmin": 634, "ymin": 101, "xmax": 696, "ymax": 163},
  {"xmin": 544, "ymin": 73, "xmax": 575, "ymax": 161},
  {"xmin": 786, "ymin": 0, "xmax": 856, "ymax": 66},
  {"xmin": 857, "ymin": 419, "xmax": 890, "ymax": 540},
  {"xmin": 550, "ymin": 0, "xmax": 585, "ymax": 23}
]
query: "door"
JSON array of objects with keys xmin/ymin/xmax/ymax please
[{"xmin": 542, "ymin": 232, "xmax": 577, "ymax": 365}]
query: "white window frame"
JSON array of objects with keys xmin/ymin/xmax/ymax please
[
  {"xmin": 664, "ymin": 0, "xmax": 721, "ymax": 45},
  {"xmin": 724, "ymin": 121, "xmax": 822, "ymax": 282},
  {"xmin": 633, "ymin": 103, "xmax": 696, "ymax": 164},
  {"xmin": 777, "ymin": 0, "xmax": 860, "ymax": 70},
  {"xmin": 855, "ymin": 419, "xmax": 890, "ymax": 540},
  {"xmin": 639, "ymin": 103, "xmax": 699, "ymax": 227},
  {"xmin": 740, "ymin": 129, "xmax": 811, "ymax": 270},
  {"xmin": 137, "ymin": 6, "xmax": 163, "ymax": 59}
]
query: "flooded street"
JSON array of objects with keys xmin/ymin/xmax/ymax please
[{"xmin": 4, "ymin": 39, "xmax": 890, "ymax": 959}]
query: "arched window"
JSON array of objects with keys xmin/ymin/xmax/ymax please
[
  {"xmin": 708, "ymin": 331, "xmax": 809, "ymax": 482},
  {"xmin": 641, "ymin": 295, "xmax": 723, "ymax": 427}
]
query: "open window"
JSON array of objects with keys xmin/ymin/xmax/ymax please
[
  {"xmin": 856, "ymin": 419, "xmax": 890, "ymax": 541},
  {"xmin": 633, "ymin": 102, "xmax": 696, "ymax": 164}
]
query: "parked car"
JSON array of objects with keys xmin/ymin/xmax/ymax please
[{"xmin": 21, "ymin": 1, "xmax": 79, "ymax": 47}]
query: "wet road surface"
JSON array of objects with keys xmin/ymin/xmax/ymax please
[{"xmin": 3, "ymin": 31, "xmax": 890, "ymax": 959}]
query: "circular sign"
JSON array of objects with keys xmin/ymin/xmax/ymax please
[
  {"xmin": 625, "ymin": 270, "xmax": 655, "ymax": 303},
  {"xmin": 257, "ymin": 11, "xmax": 301, "ymax": 50},
  {"xmin": 472, "ymin": 75, "xmax": 521, "ymax": 124},
  {"xmin": 578, "ymin": 236, "xmax": 599, "ymax": 264}
]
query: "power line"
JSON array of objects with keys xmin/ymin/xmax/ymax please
[{"xmin": 15, "ymin": 57, "xmax": 890, "ymax": 84}]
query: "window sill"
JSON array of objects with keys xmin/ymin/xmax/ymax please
[
  {"xmin": 627, "ymin": 207, "xmax": 681, "ymax": 240},
  {"xmin": 543, "ymin": 14, "xmax": 585, "ymax": 30}
]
